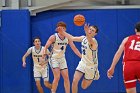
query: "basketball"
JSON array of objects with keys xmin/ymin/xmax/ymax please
[{"xmin": 74, "ymin": 14, "xmax": 85, "ymax": 26}]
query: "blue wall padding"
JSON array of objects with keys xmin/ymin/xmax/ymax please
[
  {"xmin": 0, "ymin": 10, "xmax": 2, "ymax": 93},
  {"xmin": 1, "ymin": 10, "xmax": 31, "ymax": 93}
]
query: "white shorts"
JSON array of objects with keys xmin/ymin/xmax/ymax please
[
  {"xmin": 34, "ymin": 65, "xmax": 49, "ymax": 81},
  {"xmin": 76, "ymin": 61, "xmax": 100, "ymax": 80},
  {"xmin": 49, "ymin": 57, "xmax": 67, "ymax": 70}
]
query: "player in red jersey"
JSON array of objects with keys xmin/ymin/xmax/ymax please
[{"xmin": 107, "ymin": 22, "xmax": 140, "ymax": 93}]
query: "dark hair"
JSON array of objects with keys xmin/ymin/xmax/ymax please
[
  {"xmin": 33, "ymin": 36, "xmax": 41, "ymax": 42},
  {"xmin": 57, "ymin": 21, "xmax": 66, "ymax": 28},
  {"xmin": 135, "ymin": 22, "xmax": 140, "ymax": 32},
  {"xmin": 91, "ymin": 25, "xmax": 99, "ymax": 33}
]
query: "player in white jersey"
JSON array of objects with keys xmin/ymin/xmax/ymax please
[
  {"xmin": 22, "ymin": 37, "xmax": 52, "ymax": 93},
  {"xmin": 58, "ymin": 23, "xmax": 100, "ymax": 93},
  {"xmin": 43, "ymin": 21, "xmax": 81, "ymax": 93},
  {"xmin": 50, "ymin": 33, "xmax": 68, "ymax": 69}
]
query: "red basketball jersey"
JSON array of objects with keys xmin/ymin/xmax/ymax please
[{"xmin": 123, "ymin": 35, "xmax": 140, "ymax": 62}]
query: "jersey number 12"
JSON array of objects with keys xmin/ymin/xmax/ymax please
[{"xmin": 129, "ymin": 40, "xmax": 140, "ymax": 51}]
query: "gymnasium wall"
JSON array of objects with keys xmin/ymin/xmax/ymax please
[
  {"xmin": 0, "ymin": 10, "xmax": 31, "ymax": 93},
  {"xmin": 0, "ymin": 9, "xmax": 140, "ymax": 93},
  {"xmin": 31, "ymin": 9, "xmax": 140, "ymax": 93}
]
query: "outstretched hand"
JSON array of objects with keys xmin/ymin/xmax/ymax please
[
  {"xmin": 84, "ymin": 23, "xmax": 90, "ymax": 33},
  {"xmin": 107, "ymin": 67, "xmax": 114, "ymax": 79},
  {"xmin": 22, "ymin": 62, "xmax": 26, "ymax": 68}
]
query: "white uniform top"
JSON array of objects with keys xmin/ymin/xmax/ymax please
[
  {"xmin": 51, "ymin": 33, "xmax": 68, "ymax": 58},
  {"xmin": 81, "ymin": 36, "xmax": 98, "ymax": 66},
  {"xmin": 27, "ymin": 46, "xmax": 49, "ymax": 67}
]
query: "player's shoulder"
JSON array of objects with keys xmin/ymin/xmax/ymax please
[
  {"xmin": 124, "ymin": 36, "xmax": 129, "ymax": 40},
  {"xmin": 92, "ymin": 37, "xmax": 97, "ymax": 40},
  {"xmin": 29, "ymin": 46, "xmax": 34, "ymax": 50},
  {"xmin": 27, "ymin": 46, "xmax": 34, "ymax": 53},
  {"xmin": 123, "ymin": 37, "xmax": 129, "ymax": 42},
  {"xmin": 81, "ymin": 35, "xmax": 86, "ymax": 41},
  {"xmin": 125, "ymin": 35, "xmax": 136, "ymax": 41},
  {"xmin": 48, "ymin": 34, "xmax": 56, "ymax": 41},
  {"xmin": 92, "ymin": 38, "xmax": 98, "ymax": 43},
  {"xmin": 128, "ymin": 34, "xmax": 138, "ymax": 38},
  {"xmin": 49, "ymin": 33, "xmax": 57, "ymax": 37},
  {"xmin": 81, "ymin": 35, "xmax": 86, "ymax": 38},
  {"xmin": 121, "ymin": 37, "xmax": 129, "ymax": 45}
]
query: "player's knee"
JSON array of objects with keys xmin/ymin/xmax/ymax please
[
  {"xmin": 72, "ymin": 78, "xmax": 78, "ymax": 85},
  {"xmin": 54, "ymin": 72, "xmax": 60, "ymax": 78},
  {"xmin": 63, "ymin": 74, "xmax": 69, "ymax": 81},
  {"xmin": 54, "ymin": 75, "xmax": 60, "ymax": 82},
  {"xmin": 64, "ymin": 74, "xmax": 69, "ymax": 79}
]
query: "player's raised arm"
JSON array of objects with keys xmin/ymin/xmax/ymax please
[
  {"xmin": 57, "ymin": 26, "xmax": 84, "ymax": 42},
  {"xmin": 107, "ymin": 37, "xmax": 128, "ymax": 79}
]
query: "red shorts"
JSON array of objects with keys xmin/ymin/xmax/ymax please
[{"xmin": 123, "ymin": 61, "xmax": 140, "ymax": 89}]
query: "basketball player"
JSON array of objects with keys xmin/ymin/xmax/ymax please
[
  {"xmin": 43, "ymin": 21, "xmax": 82, "ymax": 93},
  {"xmin": 107, "ymin": 22, "xmax": 140, "ymax": 93},
  {"xmin": 22, "ymin": 37, "xmax": 52, "ymax": 93},
  {"xmin": 58, "ymin": 23, "xmax": 100, "ymax": 93}
]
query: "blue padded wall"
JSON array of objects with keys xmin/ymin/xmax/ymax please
[
  {"xmin": 1, "ymin": 10, "xmax": 31, "ymax": 93},
  {"xmin": 95, "ymin": 9, "xmax": 119, "ymax": 92}
]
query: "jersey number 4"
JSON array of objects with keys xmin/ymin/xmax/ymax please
[
  {"xmin": 60, "ymin": 46, "xmax": 64, "ymax": 50},
  {"xmin": 129, "ymin": 40, "xmax": 140, "ymax": 51}
]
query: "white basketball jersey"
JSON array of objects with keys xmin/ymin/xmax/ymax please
[
  {"xmin": 81, "ymin": 36, "xmax": 98, "ymax": 66},
  {"xmin": 51, "ymin": 33, "xmax": 68, "ymax": 58},
  {"xmin": 27, "ymin": 46, "xmax": 48, "ymax": 67}
]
